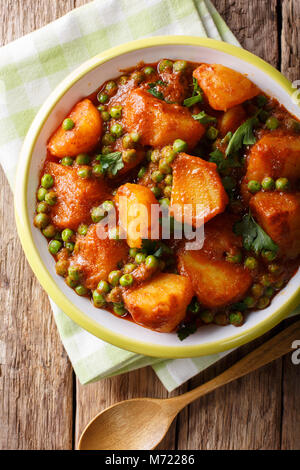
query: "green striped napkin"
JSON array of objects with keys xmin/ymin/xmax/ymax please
[{"xmin": 1, "ymin": 0, "xmax": 298, "ymax": 391}]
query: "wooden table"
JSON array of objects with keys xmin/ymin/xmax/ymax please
[{"xmin": 1, "ymin": 0, "xmax": 299, "ymax": 450}]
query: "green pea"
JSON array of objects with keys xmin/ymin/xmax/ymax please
[
  {"xmin": 108, "ymin": 270, "xmax": 122, "ymax": 286},
  {"xmin": 131, "ymin": 71, "xmax": 145, "ymax": 84},
  {"xmin": 248, "ymin": 180, "xmax": 261, "ymax": 194},
  {"xmin": 130, "ymin": 132, "xmax": 140, "ymax": 143},
  {"xmin": 68, "ymin": 266, "xmax": 81, "ymax": 282},
  {"xmin": 56, "ymin": 260, "xmax": 69, "ymax": 277},
  {"xmin": 151, "ymin": 149, "xmax": 160, "ymax": 163},
  {"xmin": 48, "ymin": 239, "xmax": 62, "ymax": 254},
  {"xmin": 151, "ymin": 170, "xmax": 164, "ymax": 183},
  {"xmin": 118, "ymin": 75, "xmax": 128, "ymax": 85},
  {"xmin": 42, "ymin": 224, "xmax": 56, "ymax": 238},
  {"xmin": 151, "ymin": 186, "xmax": 162, "ymax": 198},
  {"xmin": 122, "ymin": 149, "xmax": 137, "ymax": 164},
  {"xmin": 262, "ymin": 177, "xmax": 275, "ymax": 191},
  {"xmin": 275, "ymin": 177, "xmax": 290, "ymax": 191},
  {"xmin": 102, "ymin": 200, "xmax": 115, "ymax": 214},
  {"xmin": 206, "ymin": 126, "xmax": 219, "ymax": 141},
  {"xmin": 66, "ymin": 276, "xmax": 78, "ymax": 288},
  {"xmin": 158, "ymin": 59, "xmax": 173, "ymax": 72},
  {"xmin": 268, "ymin": 263, "xmax": 280, "ymax": 274},
  {"xmin": 226, "ymin": 251, "xmax": 242, "ymax": 264},
  {"xmin": 122, "ymin": 134, "xmax": 134, "ymax": 149},
  {"xmin": 91, "ymin": 206, "xmax": 105, "ymax": 223},
  {"xmin": 274, "ymin": 279, "xmax": 284, "ymax": 290},
  {"xmin": 265, "ymin": 286, "xmax": 274, "ymax": 298},
  {"xmin": 173, "ymin": 139, "xmax": 187, "ymax": 153},
  {"xmin": 65, "ymin": 241, "xmax": 75, "ymax": 253},
  {"xmin": 105, "ymin": 81, "xmax": 117, "ymax": 93},
  {"xmin": 244, "ymin": 257, "xmax": 258, "ymax": 270},
  {"xmin": 78, "ymin": 224, "xmax": 88, "ymax": 236},
  {"xmin": 61, "ymin": 156, "xmax": 74, "ymax": 166},
  {"xmin": 101, "ymin": 111, "xmax": 110, "ymax": 122},
  {"xmin": 200, "ymin": 310, "xmax": 214, "ymax": 324},
  {"xmin": 45, "ymin": 191, "xmax": 57, "ymax": 206},
  {"xmin": 143, "ymin": 66, "xmax": 155, "ymax": 75},
  {"xmin": 159, "ymin": 159, "xmax": 172, "ymax": 175},
  {"xmin": 92, "ymin": 164, "xmax": 104, "ymax": 177},
  {"xmin": 159, "ymin": 198, "xmax": 170, "ymax": 208},
  {"xmin": 75, "ymin": 285, "xmax": 89, "ymax": 296},
  {"xmin": 62, "ymin": 228, "xmax": 74, "ymax": 242},
  {"xmin": 76, "ymin": 153, "xmax": 90, "ymax": 165},
  {"xmin": 109, "ymin": 106, "xmax": 122, "ymax": 119},
  {"xmin": 41, "ymin": 174, "xmax": 54, "ymax": 189},
  {"xmin": 129, "ymin": 248, "xmax": 138, "ymax": 258},
  {"xmin": 97, "ymin": 105, "xmax": 107, "ymax": 112},
  {"xmin": 123, "ymin": 263, "xmax": 136, "ymax": 274},
  {"xmin": 214, "ymin": 313, "xmax": 229, "ymax": 326},
  {"xmin": 119, "ymin": 274, "xmax": 134, "ymax": 287},
  {"xmin": 266, "ymin": 116, "xmax": 279, "ymax": 130},
  {"xmin": 262, "ymin": 250, "xmax": 277, "ymax": 262},
  {"xmin": 229, "ymin": 311, "xmax": 244, "ymax": 326},
  {"xmin": 251, "ymin": 283, "xmax": 264, "ymax": 298},
  {"xmin": 287, "ymin": 118, "xmax": 300, "ymax": 133},
  {"xmin": 173, "ymin": 60, "xmax": 187, "ymax": 72},
  {"xmin": 160, "ymin": 146, "xmax": 175, "ymax": 163},
  {"xmin": 93, "ymin": 290, "xmax": 106, "ymax": 307},
  {"xmin": 34, "ymin": 213, "xmax": 50, "ymax": 229},
  {"xmin": 97, "ymin": 92, "xmax": 109, "ymax": 104},
  {"xmin": 257, "ymin": 296, "xmax": 270, "ymax": 309},
  {"xmin": 37, "ymin": 202, "xmax": 50, "ymax": 214},
  {"xmin": 77, "ymin": 167, "xmax": 92, "ymax": 179},
  {"xmin": 243, "ymin": 296, "xmax": 256, "ymax": 308},
  {"xmin": 137, "ymin": 166, "xmax": 146, "ymax": 179},
  {"xmin": 62, "ymin": 118, "xmax": 75, "ymax": 131},
  {"xmin": 163, "ymin": 185, "xmax": 172, "ymax": 198},
  {"xmin": 260, "ymin": 274, "xmax": 272, "ymax": 287},
  {"xmin": 37, "ymin": 187, "xmax": 48, "ymax": 201},
  {"xmin": 113, "ymin": 302, "xmax": 127, "ymax": 316},
  {"xmin": 145, "ymin": 255, "xmax": 159, "ymax": 270},
  {"xmin": 164, "ymin": 174, "xmax": 173, "ymax": 185},
  {"xmin": 97, "ymin": 280, "xmax": 110, "ymax": 294},
  {"xmin": 110, "ymin": 122, "xmax": 123, "ymax": 137},
  {"xmin": 108, "ymin": 227, "xmax": 120, "ymax": 240},
  {"xmin": 135, "ymin": 253, "xmax": 146, "ymax": 265},
  {"xmin": 256, "ymin": 95, "xmax": 268, "ymax": 107}
]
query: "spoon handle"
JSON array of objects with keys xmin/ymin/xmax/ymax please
[{"xmin": 167, "ymin": 319, "xmax": 300, "ymax": 413}]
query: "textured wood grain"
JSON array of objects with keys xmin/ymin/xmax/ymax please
[
  {"xmin": 0, "ymin": 0, "xmax": 74, "ymax": 450},
  {"xmin": 281, "ymin": 0, "xmax": 300, "ymax": 82}
]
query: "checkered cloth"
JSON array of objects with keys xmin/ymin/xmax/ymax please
[{"xmin": 1, "ymin": 0, "xmax": 298, "ymax": 391}]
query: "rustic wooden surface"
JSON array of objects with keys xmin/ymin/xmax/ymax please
[{"xmin": 0, "ymin": 0, "xmax": 299, "ymax": 450}]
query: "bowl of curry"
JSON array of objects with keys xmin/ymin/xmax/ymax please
[{"xmin": 15, "ymin": 37, "xmax": 300, "ymax": 357}]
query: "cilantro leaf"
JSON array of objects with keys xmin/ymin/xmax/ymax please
[
  {"xmin": 184, "ymin": 77, "xmax": 203, "ymax": 107},
  {"xmin": 147, "ymin": 80, "xmax": 166, "ymax": 100},
  {"xmin": 209, "ymin": 149, "xmax": 241, "ymax": 172},
  {"xmin": 226, "ymin": 115, "xmax": 258, "ymax": 157},
  {"xmin": 234, "ymin": 212, "xmax": 278, "ymax": 254},
  {"xmin": 96, "ymin": 151, "xmax": 124, "ymax": 176},
  {"xmin": 177, "ymin": 322, "xmax": 197, "ymax": 341},
  {"xmin": 192, "ymin": 111, "xmax": 217, "ymax": 124}
]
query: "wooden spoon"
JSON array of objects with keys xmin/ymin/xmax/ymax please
[{"xmin": 78, "ymin": 320, "xmax": 300, "ymax": 450}]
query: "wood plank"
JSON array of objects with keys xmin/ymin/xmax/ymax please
[
  {"xmin": 280, "ymin": 0, "xmax": 300, "ymax": 451},
  {"xmin": 0, "ymin": 0, "xmax": 74, "ymax": 450}
]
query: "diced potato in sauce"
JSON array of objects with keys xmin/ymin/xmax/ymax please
[
  {"xmin": 70, "ymin": 224, "xmax": 128, "ymax": 290},
  {"xmin": 193, "ymin": 64, "xmax": 259, "ymax": 111},
  {"xmin": 250, "ymin": 192, "xmax": 300, "ymax": 259},
  {"xmin": 178, "ymin": 216, "xmax": 252, "ymax": 309},
  {"xmin": 122, "ymin": 88, "xmax": 204, "ymax": 149},
  {"xmin": 123, "ymin": 273, "xmax": 194, "ymax": 332},
  {"xmin": 171, "ymin": 153, "xmax": 228, "ymax": 227},
  {"xmin": 219, "ymin": 105, "xmax": 247, "ymax": 137},
  {"xmin": 48, "ymin": 99, "xmax": 102, "ymax": 157},
  {"xmin": 115, "ymin": 183, "xmax": 160, "ymax": 248},
  {"xmin": 44, "ymin": 162, "xmax": 110, "ymax": 230}
]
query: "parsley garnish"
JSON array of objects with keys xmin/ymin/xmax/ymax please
[
  {"xmin": 192, "ymin": 111, "xmax": 217, "ymax": 124},
  {"xmin": 141, "ymin": 240, "xmax": 172, "ymax": 257},
  {"xmin": 226, "ymin": 114, "xmax": 259, "ymax": 157},
  {"xmin": 177, "ymin": 322, "xmax": 197, "ymax": 341},
  {"xmin": 184, "ymin": 77, "xmax": 203, "ymax": 107},
  {"xmin": 234, "ymin": 212, "xmax": 278, "ymax": 255},
  {"xmin": 147, "ymin": 80, "xmax": 166, "ymax": 101},
  {"xmin": 96, "ymin": 151, "xmax": 124, "ymax": 176},
  {"xmin": 209, "ymin": 149, "xmax": 241, "ymax": 172}
]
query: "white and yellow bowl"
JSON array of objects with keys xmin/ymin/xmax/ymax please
[{"xmin": 14, "ymin": 36, "xmax": 300, "ymax": 357}]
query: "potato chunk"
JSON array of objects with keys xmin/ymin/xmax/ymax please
[
  {"xmin": 122, "ymin": 88, "xmax": 204, "ymax": 149},
  {"xmin": 171, "ymin": 153, "xmax": 228, "ymax": 227},
  {"xmin": 177, "ymin": 216, "xmax": 252, "ymax": 309},
  {"xmin": 115, "ymin": 183, "xmax": 160, "ymax": 248},
  {"xmin": 193, "ymin": 64, "xmax": 259, "ymax": 111},
  {"xmin": 245, "ymin": 134, "xmax": 300, "ymax": 184},
  {"xmin": 123, "ymin": 273, "xmax": 194, "ymax": 332},
  {"xmin": 250, "ymin": 192, "xmax": 300, "ymax": 259},
  {"xmin": 48, "ymin": 99, "xmax": 102, "ymax": 157},
  {"xmin": 70, "ymin": 224, "xmax": 128, "ymax": 290},
  {"xmin": 44, "ymin": 162, "xmax": 110, "ymax": 230},
  {"xmin": 219, "ymin": 105, "xmax": 247, "ymax": 136}
]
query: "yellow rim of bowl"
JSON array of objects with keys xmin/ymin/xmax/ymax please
[{"xmin": 14, "ymin": 36, "xmax": 300, "ymax": 358}]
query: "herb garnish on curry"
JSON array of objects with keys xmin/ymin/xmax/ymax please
[{"xmin": 34, "ymin": 59, "xmax": 300, "ymax": 339}]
